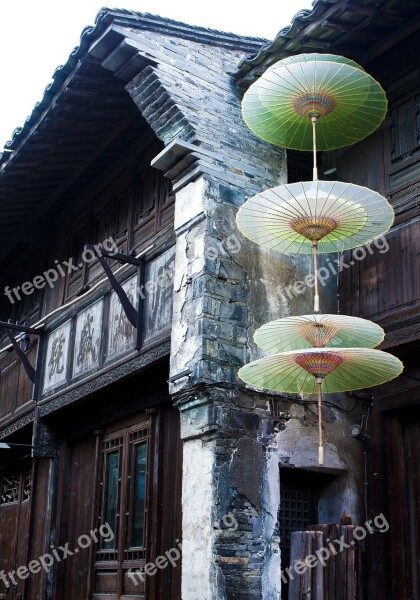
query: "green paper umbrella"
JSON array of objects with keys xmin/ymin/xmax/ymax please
[
  {"xmin": 254, "ymin": 314, "xmax": 384, "ymax": 352},
  {"xmin": 236, "ymin": 180, "xmax": 394, "ymax": 311},
  {"xmin": 242, "ymin": 53, "xmax": 387, "ymax": 153},
  {"xmin": 277, "ymin": 53, "xmax": 364, "ymax": 71},
  {"xmin": 238, "ymin": 347, "xmax": 403, "ymax": 464},
  {"xmin": 236, "ymin": 180, "xmax": 393, "ymax": 254},
  {"xmin": 238, "ymin": 347, "xmax": 402, "ymax": 396}
]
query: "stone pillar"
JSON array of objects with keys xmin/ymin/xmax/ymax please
[
  {"xmin": 169, "ymin": 175, "xmax": 286, "ymax": 599},
  {"xmin": 175, "ymin": 386, "xmax": 283, "ymax": 600}
]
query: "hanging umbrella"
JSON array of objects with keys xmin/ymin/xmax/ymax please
[
  {"xmin": 236, "ymin": 180, "xmax": 393, "ymax": 254},
  {"xmin": 254, "ymin": 314, "xmax": 384, "ymax": 352},
  {"xmin": 236, "ymin": 180, "xmax": 393, "ymax": 311},
  {"xmin": 242, "ymin": 53, "xmax": 387, "ymax": 153},
  {"xmin": 238, "ymin": 347, "xmax": 403, "ymax": 464},
  {"xmin": 275, "ymin": 53, "xmax": 364, "ymax": 71}
]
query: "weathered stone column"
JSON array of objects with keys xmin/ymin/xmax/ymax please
[
  {"xmin": 169, "ymin": 176, "xmax": 289, "ymax": 599},
  {"xmin": 174, "ymin": 386, "xmax": 284, "ymax": 600},
  {"xmin": 169, "ymin": 173, "xmax": 362, "ymax": 599}
]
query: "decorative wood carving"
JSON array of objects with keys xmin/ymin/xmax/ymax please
[
  {"xmin": 0, "ymin": 474, "xmax": 19, "ymax": 504},
  {"xmin": 0, "ymin": 411, "xmax": 36, "ymax": 440},
  {"xmin": 73, "ymin": 299, "xmax": 104, "ymax": 377},
  {"xmin": 43, "ymin": 320, "xmax": 72, "ymax": 393},
  {"xmin": 107, "ymin": 275, "xmax": 137, "ymax": 359},
  {"xmin": 38, "ymin": 339, "xmax": 170, "ymax": 417}
]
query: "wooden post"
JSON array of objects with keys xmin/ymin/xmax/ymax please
[{"xmin": 288, "ymin": 525, "xmax": 360, "ymax": 600}]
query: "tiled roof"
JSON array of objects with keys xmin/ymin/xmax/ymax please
[
  {"xmin": 237, "ymin": 0, "xmax": 420, "ymax": 84},
  {"xmin": 1, "ymin": 8, "xmax": 266, "ymax": 155}
]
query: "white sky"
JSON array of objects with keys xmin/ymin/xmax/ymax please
[{"xmin": 0, "ymin": 0, "xmax": 314, "ymax": 147}]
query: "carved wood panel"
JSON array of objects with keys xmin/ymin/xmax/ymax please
[
  {"xmin": 43, "ymin": 320, "xmax": 71, "ymax": 393},
  {"xmin": 106, "ymin": 275, "xmax": 137, "ymax": 360},
  {"xmin": 143, "ymin": 246, "xmax": 175, "ymax": 342},
  {"xmin": 73, "ymin": 298, "xmax": 104, "ymax": 377}
]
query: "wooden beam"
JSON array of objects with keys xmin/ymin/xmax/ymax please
[
  {"xmin": 363, "ymin": 16, "xmax": 420, "ymax": 65},
  {"xmin": 0, "ymin": 61, "xmax": 85, "ymax": 172},
  {"xmin": 0, "ymin": 110, "xmax": 139, "ymax": 262}
]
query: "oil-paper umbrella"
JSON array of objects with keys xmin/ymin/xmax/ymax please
[
  {"xmin": 254, "ymin": 314, "xmax": 384, "ymax": 352},
  {"xmin": 242, "ymin": 53, "xmax": 387, "ymax": 178},
  {"xmin": 236, "ymin": 180, "xmax": 394, "ymax": 312},
  {"xmin": 238, "ymin": 347, "xmax": 403, "ymax": 464}
]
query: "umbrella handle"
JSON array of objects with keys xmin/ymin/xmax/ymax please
[
  {"xmin": 317, "ymin": 376, "xmax": 324, "ymax": 465},
  {"xmin": 313, "ymin": 241, "xmax": 320, "ymax": 313},
  {"xmin": 311, "ymin": 115, "xmax": 318, "ymax": 181}
]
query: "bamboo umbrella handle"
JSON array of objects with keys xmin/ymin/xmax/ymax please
[
  {"xmin": 317, "ymin": 376, "xmax": 324, "ymax": 465},
  {"xmin": 311, "ymin": 115, "xmax": 318, "ymax": 181},
  {"xmin": 313, "ymin": 240, "xmax": 320, "ymax": 313}
]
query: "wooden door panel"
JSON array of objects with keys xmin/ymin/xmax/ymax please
[
  {"xmin": 387, "ymin": 410, "xmax": 420, "ymax": 600},
  {"xmin": 0, "ymin": 465, "xmax": 31, "ymax": 600},
  {"xmin": 93, "ymin": 419, "xmax": 151, "ymax": 600}
]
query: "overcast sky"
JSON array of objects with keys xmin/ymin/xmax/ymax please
[{"xmin": 0, "ymin": 0, "xmax": 314, "ymax": 147}]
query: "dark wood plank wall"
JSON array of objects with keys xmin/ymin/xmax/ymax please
[
  {"xmin": 330, "ymin": 32, "xmax": 420, "ymax": 600},
  {"xmin": 0, "ymin": 132, "xmax": 173, "ymax": 425},
  {"xmin": 337, "ymin": 32, "xmax": 420, "ymax": 325},
  {"xmin": 336, "ymin": 117, "xmax": 420, "ymax": 324},
  {"xmin": 0, "ymin": 344, "xmax": 36, "ymax": 423},
  {"xmin": 25, "ymin": 458, "xmax": 55, "ymax": 600},
  {"xmin": 154, "ymin": 405, "xmax": 183, "ymax": 600},
  {"xmin": 339, "ymin": 219, "xmax": 420, "ymax": 322},
  {"xmin": 53, "ymin": 435, "xmax": 98, "ymax": 600}
]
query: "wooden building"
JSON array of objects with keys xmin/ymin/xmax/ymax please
[
  {"xmin": 0, "ymin": 2, "xmax": 419, "ymax": 599},
  {"xmin": 238, "ymin": 1, "xmax": 420, "ymax": 597}
]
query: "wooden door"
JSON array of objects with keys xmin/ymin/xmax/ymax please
[
  {"xmin": 0, "ymin": 463, "xmax": 32, "ymax": 600},
  {"xmin": 387, "ymin": 409, "xmax": 420, "ymax": 600},
  {"xmin": 93, "ymin": 418, "xmax": 152, "ymax": 600}
]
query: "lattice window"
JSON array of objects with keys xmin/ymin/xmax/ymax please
[
  {"xmin": 0, "ymin": 474, "xmax": 20, "ymax": 504},
  {"xmin": 278, "ymin": 468, "xmax": 320, "ymax": 599},
  {"xmin": 96, "ymin": 424, "xmax": 150, "ymax": 564},
  {"xmin": 279, "ymin": 486, "xmax": 314, "ymax": 563}
]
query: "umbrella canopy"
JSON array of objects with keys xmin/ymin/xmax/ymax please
[
  {"xmin": 277, "ymin": 53, "xmax": 364, "ymax": 71},
  {"xmin": 238, "ymin": 347, "xmax": 403, "ymax": 395},
  {"xmin": 254, "ymin": 314, "xmax": 384, "ymax": 352},
  {"xmin": 236, "ymin": 180, "xmax": 394, "ymax": 254},
  {"xmin": 242, "ymin": 53, "xmax": 387, "ymax": 151}
]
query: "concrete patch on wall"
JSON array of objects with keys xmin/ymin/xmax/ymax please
[
  {"xmin": 174, "ymin": 177, "xmax": 207, "ymax": 232},
  {"xmin": 275, "ymin": 408, "xmax": 348, "ymax": 471},
  {"xmin": 181, "ymin": 437, "xmax": 216, "ymax": 600}
]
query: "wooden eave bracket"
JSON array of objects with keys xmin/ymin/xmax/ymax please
[
  {"xmin": 0, "ymin": 322, "xmax": 44, "ymax": 385},
  {"xmin": 85, "ymin": 245, "xmax": 144, "ymax": 348}
]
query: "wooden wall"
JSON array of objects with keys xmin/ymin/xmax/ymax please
[
  {"xmin": 0, "ymin": 343, "xmax": 36, "ymax": 423},
  {"xmin": 333, "ymin": 31, "xmax": 420, "ymax": 600},
  {"xmin": 335, "ymin": 33, "xmax": 420, "ymax": 325}
]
